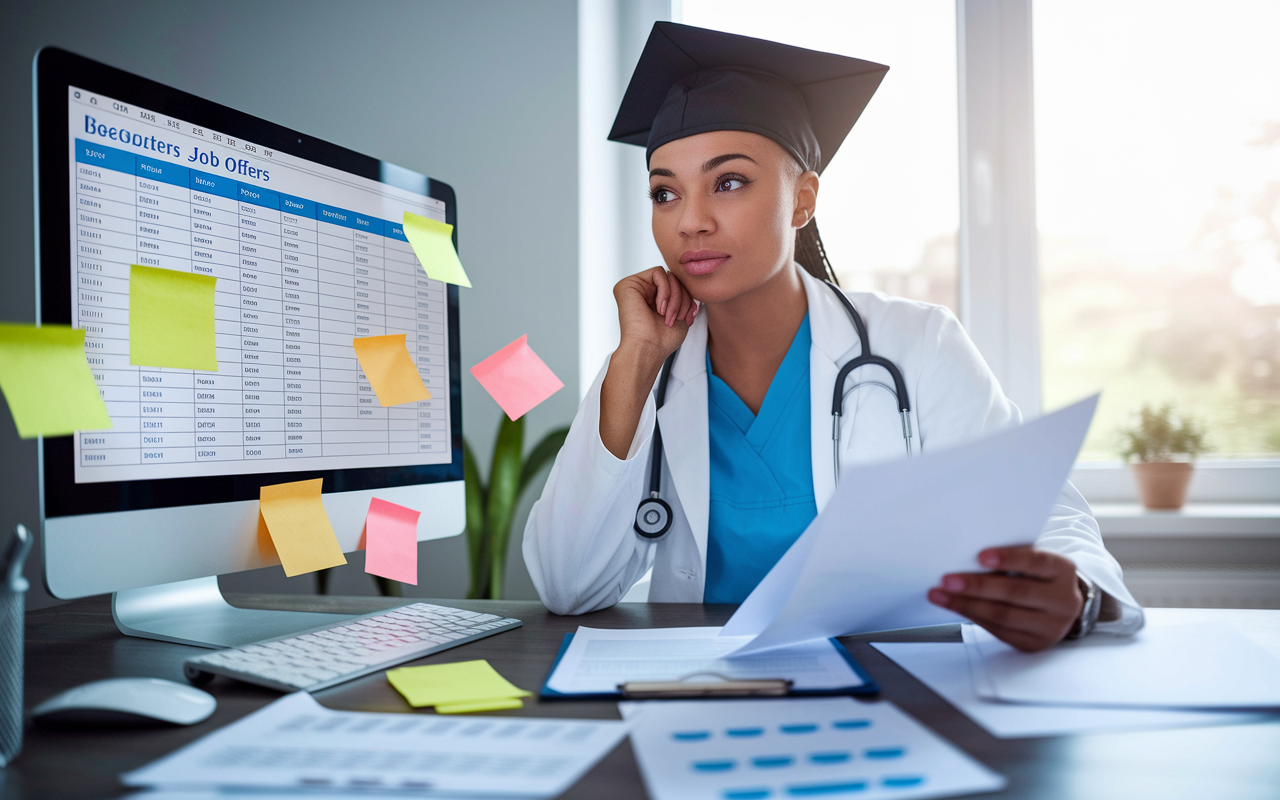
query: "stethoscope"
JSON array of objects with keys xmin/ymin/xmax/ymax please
[{"xmin": 634, "ymin": 280, "xmax": 913, "ymax": 540}]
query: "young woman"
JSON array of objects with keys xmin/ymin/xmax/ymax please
[{"xmin": 524, "ymin": 22, "xmax": 1142, "ymax": 651}]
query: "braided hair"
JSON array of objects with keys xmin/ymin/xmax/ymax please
[{"xmin": 795, "ymin": 217, "xmax": 840, "ymax": 286}]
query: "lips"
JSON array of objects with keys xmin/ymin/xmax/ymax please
[{"xmin": 680, "ymin": 249, "xmax": 730, "ymax": 276}]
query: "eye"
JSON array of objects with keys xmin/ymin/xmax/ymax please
[
  {"xmin": 650, "ymin": 186, "xmax": 678, "ymax": 205},
  {"xmin": 714, "ymin": 174, "xmax": 749, "ymax": 193}
]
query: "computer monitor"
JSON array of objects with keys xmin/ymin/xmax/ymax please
[{"xmin": 33, "ymin": 48, "xmax": 464, "ymax": 648}]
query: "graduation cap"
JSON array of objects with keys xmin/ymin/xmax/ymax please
[{"xmin": 609, "ymin": 22, "xmax": 889, "ymax": 175}]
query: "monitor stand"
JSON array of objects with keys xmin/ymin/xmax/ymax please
[{"xmin": 113, "ymin": 576, "xmax": 355, "ymax": 649}]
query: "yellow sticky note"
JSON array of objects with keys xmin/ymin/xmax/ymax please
[
  {"xmin": 258, "ymin": 478, "xmax": 348, "ymax": 577},
  {"xmin": 130, "ymin": 264, "xmax": 217, "ymax": 370},
  {"xmin": 402, "ymin": 211, "xmax": 472, "ymax": 288},
  {"xmin": 386, "ymin": 660, "xmax": 530, "ymax": 709},
  {"xmin": 0, "ymin": 324, "xmax": 112, "ymax": 438},
  {"xmin": 352, "ymin": 335, "xmax": 431, "ymax": 406},
  {"xmin": 435, "ymin": 697, "xmax": 525, "ymax": 714}
]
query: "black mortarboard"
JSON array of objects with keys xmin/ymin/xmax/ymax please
[{"xmin": 609, "ymin": 22, "xmax": 888, "ymax": 175}]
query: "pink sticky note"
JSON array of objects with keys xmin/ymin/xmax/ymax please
[
  {"xmin": 363, "ymin": 498, "xmax": 421, "ymax": 585},
  {"xmin": 470, "ymin": 335, "xmax": 564, "ymax": 420}
]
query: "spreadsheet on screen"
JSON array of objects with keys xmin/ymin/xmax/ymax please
[{"xmin": 67, "ymin": 87, "xmax": 453, "ymax": 484}]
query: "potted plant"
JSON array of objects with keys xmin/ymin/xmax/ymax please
[
  {"xmin": 464, "ymin": 415, "xmax": 569, "ymax": 599},
  {"xmin": 1119, "ymin": 404, "xmax": 1207, "ymax": 510}
]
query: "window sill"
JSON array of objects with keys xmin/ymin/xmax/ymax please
[{"xmin": 1092, "ymin": 503, "xmax": 1280, "ymax": 538}]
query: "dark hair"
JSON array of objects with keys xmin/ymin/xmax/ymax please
[{"xmin": 795, "ymin": 217, "xmax": 840, "ymax": 286}]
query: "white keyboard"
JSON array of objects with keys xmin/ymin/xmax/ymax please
[{"xmin": 183, "ymin": 602, "xmax": 522, "ymax": 692}]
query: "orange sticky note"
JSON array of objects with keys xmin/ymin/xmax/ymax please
[
  {"xmin": 363, "ymin": 498, "xmax": 420, "ymax": 585},
  {"xmin": 352, "ymin": 334, "xmax": 431, "ymax": 406},
  {"xmin": 470, "ymin": 335, "xmax": 564, "ymax": 420},
  {"xmin": 258, "ymin": 478, "xmax": 347, "ymax": 577}
]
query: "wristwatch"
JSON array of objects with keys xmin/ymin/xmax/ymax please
[{"xmin": 1066, "ymin": 573, "xmax": 1101, "ymax": 640}]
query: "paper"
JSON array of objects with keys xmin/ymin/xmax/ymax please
[
  {"xmin": 351, "ymin": 334, "xmax": 431, "ymax": 406},
  {"xmin": 872, "ymin": 640, "xmax": 1269, "ymax": 738},
  {"xmin": 129, "ymin": 265, "xmax": 217, "ymax": 370},
  {"xmin": 387, "ymin": 659, "xmax": 531, "ymax": 713},
  {"xmin": 0, "ymin": 324, "xmax": 112, "ymax": 438},
  {"xmin": 544, "ymin": 626, "xmax": 866, "ymax": 695},
  {"xmin": 402, "ymin": 211, "xmax": 472, "ymax": 288},
  {"xmin": 722, "ymin": 394, "xmax": 1098, "ymax": 655},
  {"xmin": 258, "ymin": 479, "xmax": 347, "ymax": 577},
  {"xmin": 122, "ymin": 691, "xmax": 628, "ymax": 797},
  {"xmin": 362, "ymin": 497, "xmax": 420, "ymax": 584},
  {"xmin": 470, "ymin": 334, "xmax": 564, "ymax": 420},
  {"xmin": 965, "ymin": 608, "xmax": 1280, "ymax": 709},
  {"xmin": 621, "ymin": 697, "xmax": 1005, "ymax": 800}
]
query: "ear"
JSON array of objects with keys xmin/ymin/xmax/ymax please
[{"xmin": 792, "ymin": 170, "xmax": 820, "ymax": 229}]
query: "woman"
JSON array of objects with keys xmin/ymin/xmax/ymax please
[{"xmin": 524, "ymin": 22, "xmax": 1142, "ymax": 651}]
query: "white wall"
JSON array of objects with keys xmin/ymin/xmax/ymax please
[{"xmin": 0, "ymin": 0, "xmax": 581, "ymax": 607}]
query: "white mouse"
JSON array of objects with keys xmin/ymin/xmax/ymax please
[{"xmin": 32, "ymin": 677, "xmax": 217, "ymax": 727}]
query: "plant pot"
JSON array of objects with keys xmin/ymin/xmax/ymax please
[{"xmin": 1130, "ymin": 461, "xmax": 1194, "ymax": 510}]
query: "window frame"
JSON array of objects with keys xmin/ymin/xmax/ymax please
[{"xmin": 955, "ymin": 0, "xmax": 1280, "ymax": 506}]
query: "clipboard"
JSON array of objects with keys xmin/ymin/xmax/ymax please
[{"xmin": 539, "ymin": 633, "xmax": 879, "ymax": 700}]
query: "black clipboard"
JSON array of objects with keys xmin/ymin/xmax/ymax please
[{"xmin": 539, "ymin": 633, "xmax": 879, "ymax": 700}]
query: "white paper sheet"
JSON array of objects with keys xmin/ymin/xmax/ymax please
[
  {"xmin": 965, "ymin": 608, "xmax": 1280, "ymax": 709},
  {"xmin": 545, "ymin": 626, "xmax": 866, "ymax": 695},
  {"xmin": 620, "ymin": 697, "xmax": 1005, "ymax": 800},
  {"xmin": 872, "ymin": 640, "xmax": 1271, "ymax": 738},
  {"xmin": 722, "ymin": 395, "xmax": 1098, "ymax": 655},
  {"xmin": 121, "ymin": 692, "xmax": 627, "ymax": 796}
]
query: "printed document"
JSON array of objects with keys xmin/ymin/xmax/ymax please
[
  {"xmin": 621, "ymin": 697, "xmax": 1005, "ymax": 800},
  {"xmin": 964, "ymin": 608, "xmax": 1280, "ymax": 709},
  {"xmin": 545, "ymin": 626, "xmax": 865, "ymax": 695},
  {"xmin": 722, "ymin": 395, "xmax": 1097, "ymax": 655},
  {"xmin": 122, "ymin": 691, "xmax": 627, "ymax": 796}
]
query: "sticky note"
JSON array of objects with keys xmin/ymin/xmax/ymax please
[
  {"xmin": 352, "ymin": 335, "xmax": 431, "ymax": 406},
  {"xmin": 402, "ymin": 211, "xmax": 472, "ymax": 288},
  {"xmin": 129, "ymin": 264, "xmax": 217, "ymax": 370},
  {"xmin": 435, "ymin": 697, "xmax": 525, "ymax": 714},
  {"xmin": 258, "ymin": 478, "xmax": 347, "ymax": 577},
  {"xmin": 470, "ymin": 335, "xmax": 564, "ymax": 420},
  {"xmin": 363, "ymin": 498, "xmax": 420, "ymax": 585},
  {"xmin": 386, "ymin": 660, "xmax": 531, "ymax": 712},
  {"xmin": 0, "ymin": 324, "xmax": 112, "ymax": 438}
]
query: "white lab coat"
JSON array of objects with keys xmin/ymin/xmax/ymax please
[{"xmin": 524, "ymin": 269, "xmax": 1143, "ymax": 632}]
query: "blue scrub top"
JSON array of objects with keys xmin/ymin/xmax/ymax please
[{"xmin": 704, "ymin": 314, "xmax": 817, "ymax": 604}]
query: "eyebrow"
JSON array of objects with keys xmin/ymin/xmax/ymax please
[
  {"xmin": 702, "ymin": 153, "xmax": 756, "ymax": 171},
  {"xmin": 648, "ymin": 153, "xmax": 758, "ymax": 180}
]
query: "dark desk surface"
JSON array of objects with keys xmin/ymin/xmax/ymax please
[{"xmin": 5, "ymin": 595, "xmax": 1280, "ymax": 799}]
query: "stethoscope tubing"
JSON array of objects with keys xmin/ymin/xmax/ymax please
[{"xmin": 635, "ymin": 281, "xmax": 912, "ymax": 541}]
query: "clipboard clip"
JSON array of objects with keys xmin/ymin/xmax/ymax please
[{"xmin": 618, "ymin": 672, "xmax": 794, "ymax": 699}]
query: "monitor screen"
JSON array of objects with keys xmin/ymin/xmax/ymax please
[{"xmin": 37, "ymin": 48, "xmax": 462, "ymax": 527}]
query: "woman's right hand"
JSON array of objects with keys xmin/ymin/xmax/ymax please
[
  {"xmin": 614, "ymin": 266, "xmax": 699, "ymax": 359},
  {"xmin": 599, "ymin": 268, "xmax": 699, "ymax": 459}
]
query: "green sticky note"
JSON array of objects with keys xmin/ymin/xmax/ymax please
[
  {"xmin": 129, "ymin": 265, "xmax": 218, "ymax": 370},
  {"xmin": 402, "ymin": 211, "xmax": 472, "ymax": 288},
  {"xmin": 0, "ymin": 324, "xmax": 112, "ymax": 439},
  {"xmin": 386, "ymin": 659, "xmax": 530, "ymax": 709}
]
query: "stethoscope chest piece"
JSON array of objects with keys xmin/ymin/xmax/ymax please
[{"xmin": 634, "ymin": 493, "xmax": 673, "ymax": 539}]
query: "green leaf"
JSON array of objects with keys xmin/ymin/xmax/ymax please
[
  {"xmin": 483, "ymin": 414, "xmax": 525, "ymax": 599},
  {"xmin": 518, "ymin": 425, "xmax": 570, "ymax": 499},
  {"xmin": 463, "ymin": 437, "xmax": 490, "ymax": 599}
]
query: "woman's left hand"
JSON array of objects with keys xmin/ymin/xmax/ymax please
[{"xmin": 927, "ymin": 546, "xmax": 1084, "ymax": 652}]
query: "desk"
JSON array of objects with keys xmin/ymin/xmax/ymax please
[{"xmin": 7, "ymin": 595, "xmax": 1280, "ymax": 799}]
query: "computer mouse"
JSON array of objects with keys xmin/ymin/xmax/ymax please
[{"xmin": 32, "ymin": 677, "xmax": 217, "ymax": 727}]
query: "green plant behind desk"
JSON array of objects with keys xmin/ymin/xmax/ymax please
[
  {"xmin": 1119, "ymin": 403, "xmax": 1207, "ymax": 509},
  {"xmin": 465, "ymin": 415, "xmax": 569, "ymax": 599}
]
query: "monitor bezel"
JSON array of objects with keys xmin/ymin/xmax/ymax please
[{"xmin": 35, "ymin": 47, "xmax": 463, "ymax": 520}]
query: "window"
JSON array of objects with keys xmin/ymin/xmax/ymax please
[
  {"xmin": 680, "ymin": 0, "xmax": 959, "ymax": 312},
  {"xmin": 1035, "ymin": 0, "xmax": 1280, "ymax": 460}
]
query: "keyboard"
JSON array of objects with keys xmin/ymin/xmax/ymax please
[{"xmin": 183, "ymin": 602, "xmax": 522, "ymax": 692}]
